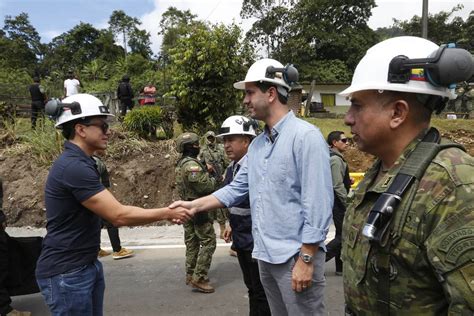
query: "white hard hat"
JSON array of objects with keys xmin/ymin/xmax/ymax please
[
  {"xmin": 234, "ymin": 58, "xmax": 291, "ymax": 90},
  {"xmin": 53, "ymin": 94, "xmax": 114, "ymax": 127},
  {"xmin": 218, "ymin": 115, "xmax": 257, "ymax": 138},
  {"xmin": 340, "ymin": 36, "xmax": 458, "ymax": 99}
]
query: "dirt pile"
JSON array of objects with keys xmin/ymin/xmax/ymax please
[{"xmin": 0, "ymin": 128, "xmax": 472, "ymax": 227}]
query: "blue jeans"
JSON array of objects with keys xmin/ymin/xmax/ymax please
[{"xmin": 37, "ymin": 260, "xmax": 105, "ymax": 316}]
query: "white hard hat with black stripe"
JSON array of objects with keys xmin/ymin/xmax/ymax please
[{"xmin": 218, "ymin": 115, "xmax": 257, "ymax": 138}]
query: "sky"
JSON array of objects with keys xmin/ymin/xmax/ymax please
[{"xmin": 0, "ymin": 0, "xmax": 472, "ymax": 55}]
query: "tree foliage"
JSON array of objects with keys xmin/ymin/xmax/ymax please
[
  {"xmin": 168, "ymin": 23, "xmax": 253, "ymax": 131},
  {"xmin": 158, "ymin": 7, "xmax": 199, "ymax": 56},
  {"xmin": 393, "ymin": 5, "xmax": 473, "ymax": 52},
  {"xmin": 241, "ymin": 0, "xmax": 379, "ymax": 83}
]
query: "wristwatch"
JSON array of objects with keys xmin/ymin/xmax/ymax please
[{"xmin": 299, "ymin": 252, "xmax": 313, "ymax": 263}]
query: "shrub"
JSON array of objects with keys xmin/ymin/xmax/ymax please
[{"xmin": 123, "ymin": 106, "xmax": 165, "ymax": 140}]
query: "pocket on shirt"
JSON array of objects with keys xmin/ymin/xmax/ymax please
[{"xmin": 269, "ymin": 155, "xmax": 288, "ymax": 184}]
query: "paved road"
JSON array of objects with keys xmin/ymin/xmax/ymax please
[{"xmin": 8, "ymin": 225, "xmax": 344, "ymax": 315}]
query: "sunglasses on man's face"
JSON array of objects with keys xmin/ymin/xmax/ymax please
[
  {"xmin": 82, "ymin": 122, "xmax": 110, "ymax": 134},
  {"xmin": 339, "ymin": 138, "xmax": 348, "ymax": 143}
]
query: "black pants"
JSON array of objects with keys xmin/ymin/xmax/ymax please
[
  {"xmin": 0, "ymin": 229, "xmax": 12, "ymax": 315},
  {"xmin": 325, "ymin": 204, "xmax": 345, "ymax": 272},
  {"xmin": 236, "ymin": 249, "xmax": 271, "ymax": 316},
  {"xmin": 31, "ymin": 101, "xmax": 45, "ymax": 129},
  {"xmin": 103, "ymin": 220, "xmax": 121, "ymax": 252},
  {"xmin": 120, "ymin": 99, "xmax": 133, "ymax": 117}
]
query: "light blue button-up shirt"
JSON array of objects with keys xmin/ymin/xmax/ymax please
[{"xmin": 213, "ymin": 111, "xmax": 333, "ymax": 264}]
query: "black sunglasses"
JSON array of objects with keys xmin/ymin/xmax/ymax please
[
  {"xmin": 339, "ymin": 138, "xmax": 348, "ymax": 143},
  {"xmin": 82, "ymin": 122, "xmax": 109, "ymax": 134}
]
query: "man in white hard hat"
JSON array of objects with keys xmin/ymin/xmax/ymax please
[
  {"xmin": 36, "ymin": 94, "xmax": 193, "ymax": 315},
  {"xmin": 218, "ymin": 115, "xmax": 271, "ymax": 315},
  {"xmin": 340, "ymin": 36, "xmax": 474, "ymax": 314},
  {"xmin": 171, "ymin": 59, "xmax": 333, "ymax": 315}
]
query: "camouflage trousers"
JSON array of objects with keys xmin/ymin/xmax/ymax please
[
  {"xmin": 183, "ymin": 220, "xmax": 216, "ymax": 282},
  {"xmin": 210, "ymin": 208, "xmax": 229, "ymax": 225}
]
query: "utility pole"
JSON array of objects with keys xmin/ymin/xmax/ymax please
[{"xmin": 422, "ymin": 0, "xmax": 428, "ymax": 38}]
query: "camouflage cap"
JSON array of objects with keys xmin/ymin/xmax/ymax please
[
  {"xmin": 176, "ymin": 132, "xmax": 200, "ymax": 153},
  {"xmin": 204, "ymin": 131, "xmax": 216, "ymax": 144}
]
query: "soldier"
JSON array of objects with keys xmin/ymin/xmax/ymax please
[
  {"xmin": 175, "ymin": 132, "xmax": 217, "ymax": 293},
  {"xmin": 200, "ymin": 131, "xmax": 229, "ymax": 239},
  {"xmin": 117, "ymin": 75, "xmax": 134, "ymax": 117},
  {"xmin": 340, "ymin": 36, "xmax": 474, "ymax": 314}
]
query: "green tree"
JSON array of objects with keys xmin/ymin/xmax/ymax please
[
  {"xmin": 168, "ymin": 23, "xmax": 253, "ymax": 131},
  {"xmin": 3, "ymin": 13, "xmax": 44, "ymax": 57},
  {"xmin": 393, "ymin": 5, "xmax": 473, "ymax": 52},
  {"xmin": 241, "ymin": 0, "xmax": 378, "ymax": 83},
  {"xmin": 158, "ymin": 7, "xmax": 199, "ymax": 55},
  {"xmin": 108, "ymin": 10, "xmax": 151, "ymax": 58}
]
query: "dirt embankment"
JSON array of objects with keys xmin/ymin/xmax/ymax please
[{"xmin": 0, "ymin": 129, "xmax": 472, "ymax": 227}]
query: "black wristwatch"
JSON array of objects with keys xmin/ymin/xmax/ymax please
[{"xmin": 299, "ymin": 252, "xmax": 313, "ymax": 263}]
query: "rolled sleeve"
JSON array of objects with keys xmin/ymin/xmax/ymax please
[{"xmin": 299, "ymin": 130, "xmax": 333, "ymax": 248}]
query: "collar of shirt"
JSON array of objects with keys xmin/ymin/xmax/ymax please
[
  {"xmin": 263, "ymin": 110, "xmax": 293, "ymax": 143},
  {"xmin": 64, "ymin": 141, "xmax": 96, "ymax": 165}
]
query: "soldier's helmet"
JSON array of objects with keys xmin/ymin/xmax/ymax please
[
  {"xmin": 176, "ymin": 132, "xmax": 200, "ymax": 153},
  {"xmin": 204, "ymin": 131, "xmax": 216, "ymax": 144}
]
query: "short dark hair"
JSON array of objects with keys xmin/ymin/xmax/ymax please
[
  {"xmin": 327, "ymin": 131, "xmax": 345, "ymax": 147},
  {"xmin": 255, "ymin": 82, "xmax": 288, "ymax": 105},
  {"xmin": 60, "ymin": 116, "xmax": 95, "ymax": 140},
  {"xmin": 33, "ymin": 77, "xmax": 40, "ymax": 83}
]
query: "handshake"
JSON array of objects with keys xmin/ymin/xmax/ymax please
[{"xmin": 165, "ymin": 200, "xmax": 197, "ymax": 224}]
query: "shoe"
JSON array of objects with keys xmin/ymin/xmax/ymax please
[
  {"xmin": 112, "ymin": 247, "xmax": 134, "ymax": 260},
  {"xmin": 6, "ymin": 309, "xmax": 32, "ymax": 316},
  {"xmin": 191, "ymin": 279, "xmax": 215, "ymax": 293},
  {"xmin": 229, "ymin": 249, "xmax": 237, "ymax": 257},
  {"xmin": 185, "ymin": 274, "xmax": 192, "ymax": 285},
  {"xmin": 98, "ymin": 248, "xmax": 111, "ymax": 257}
]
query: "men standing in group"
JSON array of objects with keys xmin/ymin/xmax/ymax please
[
  {"xmin": 63, "ymin": 71, "xmax": 81, "ymax": 97},
  {"xmin": 171, "ymin": 59, "xmax": 333, "ymax": 315},
  {"xmin": 36, "ymin": 94, "xmax": 192, "ymax": 315},
  {"xmin": 117, "ymin": 75, "xmax": 134, "ymax": 117},
  {"xmin": 200, "ymin": 131, "xmax": 229, "ymax": 239},
  {"xmin": 175, "ymin": 132, "xmax": 217, "ymax": 293},
  {"xmin": 218, "ymin": 115, "xmax": 271, "ymax": 316},
  {"xmin": 340, "ymin": 36, "xmax": 474, "ymax": 314},
  {"xmin": 325, "ymin": 131, "xmax": 351, "ymax": 276},
  {"xmin": 28, "ymin": 77, "xmax": 47, "ymax": 129}
]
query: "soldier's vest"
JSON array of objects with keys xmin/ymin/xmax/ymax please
[
  {"xmin": 175, "ymin": 156, "xmax": 207, "ymax": 201},
  {"xmin": 343, "ymin": 128, "xmax": 466, "ymax": 315}
]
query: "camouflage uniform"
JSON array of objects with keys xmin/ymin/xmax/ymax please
[
  {"xmin": 175, "ymin": 156, "xmax": 217, "ymax": 283},
  {"xmin": 342, "ymin": 135, "xmax": 474, "ymax": 315},
  {"xmin": 200, "ymin": 131, "xmax": 229, "ymax": 226}
]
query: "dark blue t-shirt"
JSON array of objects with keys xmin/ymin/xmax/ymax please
[{"xmin": 36, "ymin": 141, "xmax": 105, "ymax": 278}]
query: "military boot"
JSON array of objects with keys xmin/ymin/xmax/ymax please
[
  {"xmin": 219, "ymin": 223, "xmax": 226, "ymax": 239},
  {"xmin": 191, "ymin": 279, "xmax": 215, "ymax": 293}
]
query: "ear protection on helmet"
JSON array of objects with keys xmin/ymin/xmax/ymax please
[
  {"xmin": 388, "ymin": 44, "xmax": 474, "ymax": 88},
  {"xmin": 242, "ymin": 118, "xmax": 259, "ymax": 132},
  {"xmin": 45, "ymin": 99, "xmax": 82, "ymax": 119},
  {"xmin": 265, "ymin": 64, "xmax": 299, "ymax": 87}
]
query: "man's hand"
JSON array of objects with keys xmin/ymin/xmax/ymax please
[
  {"xmin": 292, "ymin": 258, "xmax": 314, "ymax": 292},
  {"xmin": 223, "ymin": 226, "xmax": 232, "ymax": 243},
  {"xmin": 166, "ymin": 206, "xmax": 194, "ymax": 224}
]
